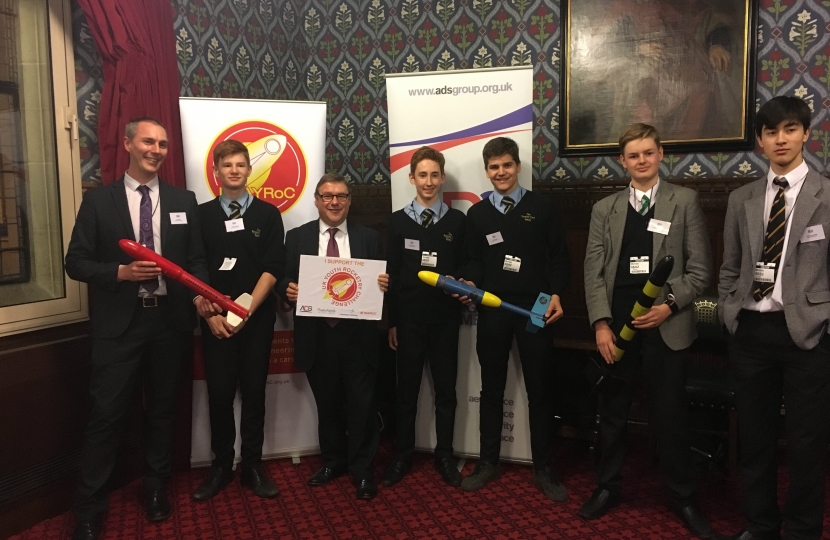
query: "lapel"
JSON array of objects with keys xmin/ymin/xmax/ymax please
[
  {"xmin": 608, "ymin": 189, "xmax": 628, "ymax": 262},
  {"xmin": 346, "ymin": 220, "xmax": 363, "ymax": 258},
  {"xmin": 301, "ymin": 220, "xmax": 321, "ymax": 256},
  {"xmin": 159, "ymin": 180, "xmax": 170, "ymax": 255},
  {"xmin": 784, "ymin": 171, "xmax": 821, "ymax": 262},
  {"xmin": 110, "ymin": 178, "xmax": 135, "ymax": 241},
  {"xmin": 652, "ymin": 182, "xmax": 676, "ymax": 261},
  {"xmin": 744, "ymin": 181, "xmax": 768, "ymax": 265}
]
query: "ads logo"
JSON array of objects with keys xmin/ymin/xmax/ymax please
[
  {"xmin": 205, "ymin": 120, "xmax": 307, "ymax": 213},
  {"xmin": 322, "ymin": 269, "xmax": 361, "ymax": 304}
]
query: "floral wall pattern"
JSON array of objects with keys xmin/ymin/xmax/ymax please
[{"xmin": 72, "ymin": 0, "xmax": 830, "ymax": 185}]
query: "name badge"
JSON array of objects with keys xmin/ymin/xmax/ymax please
[
  {"xmin": 219, "ymin": 257, "xmax": 237, "ymax": 271},
  {"xmin": 801, "ymin": 224, "xmax": 826, "ymax": 243},
  {"xmin": 487, "ymin": 232, "xmax": 504, "ymax": 245},
  {"xmin": 647, "ymin": 218, "xmax": 671, "ymax": 235},
  {"xmin": 225, "ymin": 218, "xmax": 244, "ymax": 232},
  {"xmin": 421, "ymin": 251, "xmax": 438, "ymax": 267},
  {"xmin": 754, "ymin": 262, "xmax": 776, "ymax": 284},
  {"xmin": 503, "ymin": 255, "xmax": 521, "ymax": 272},
  {"xmin": 630, "ymin": 256, "xmax": 649, "ymax": 274},
  {"xmin": 405, "ymin": 239, "xmax": 420, "ymax": 251},
  {"xmin": 169, "ymin": 212, "xmax": 187, "ymax": 224}
]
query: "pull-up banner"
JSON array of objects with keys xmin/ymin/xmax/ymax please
[
  {"xmin": 180, "ymin": 97, "xmax": 326, "ymax": 466},
  {"xmin": 385, "ymin": 66, "xmax": 534, "ymax": 462}
]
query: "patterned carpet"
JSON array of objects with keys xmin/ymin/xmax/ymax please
[{"xmin": 10, "ymin": 438, "xmax": 826, "ymax": 540}]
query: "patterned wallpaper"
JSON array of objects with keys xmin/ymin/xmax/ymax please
[{"xmin": 72, "ymin": 0, "xmax": 830, "ymax": 185}]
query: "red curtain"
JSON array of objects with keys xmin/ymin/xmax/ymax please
[{"xmin": 76, "ymin": 0, "xmax": 185, "ymax": 187}]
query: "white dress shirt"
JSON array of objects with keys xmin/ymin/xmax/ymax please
[
  {"xmin": 124, "ymin": 173, "xmax": 167, "ymax": 296},
  {"xmin": 318, "ymin": 218, "xmax": 351, "ymax": 258},
  {"xmin": 742, "ymin": 160, "xmax": 809, "ymax": 312},
  {"xmin": 629, "ymin": 180, "xmax": 659, "ymax": 213}
]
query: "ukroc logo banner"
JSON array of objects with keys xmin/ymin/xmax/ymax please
[
  {"xmin": 180, "ymin": 97, "xmax": 326, "ymax": 466},
  {"xmin": 386, "ymin": 66, "xmax": 534, "ymax": 463}
]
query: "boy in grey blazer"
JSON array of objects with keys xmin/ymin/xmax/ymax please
[
  {"xmin": 719, "ymin": 97, "xmax": 830, "ymax": 540},
  {"xmin": 582, "ymin": 124, "xmax": 714, "ymax": 537}
]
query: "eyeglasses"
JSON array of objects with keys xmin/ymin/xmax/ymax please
[{"xmin": 316, "ymin": 193, "xmax": 350, "ymax": 202}]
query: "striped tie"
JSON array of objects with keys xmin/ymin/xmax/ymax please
[
  {"xmin": 752, "ymin": 176, "xmax": 789, "ymax": 301},
  {"xmin": 229, "ymin": 200, "xmax": 242, "ymax": 219},
  {"xmin": 421, "ymin": 208, "xmax": 434, "ymax": 228},
  {"xmin": 502, "ymin": 196, "xmax": 515, "ymax": 214},
  {"xmin": 639, "ymin": 194, "xmax": 650, "ymax": 215}
]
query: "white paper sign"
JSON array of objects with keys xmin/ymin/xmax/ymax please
[{"xmin": 296, "ymin": 254, "xmax": 386, "ymax": 320}]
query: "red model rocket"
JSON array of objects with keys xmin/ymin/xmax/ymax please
[{"xmin": 119, "ymin": 239, "xmax": 250, "ymax": 322}]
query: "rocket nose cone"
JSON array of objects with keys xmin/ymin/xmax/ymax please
[
  {"xmin": 264, "ymin": 135, "xmax": 287, "ymax": 155},
  {"xmin": 650, "ymin": 255, "xmax": 675, "ymax": 286},
  {"xmin": 418, "ymin": 271, "xmax": 439, "ymax": 286}
]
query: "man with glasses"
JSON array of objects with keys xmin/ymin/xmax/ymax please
[{"xmin": 277, "ymin": 172, "xmax": 388, "ymax": 499}]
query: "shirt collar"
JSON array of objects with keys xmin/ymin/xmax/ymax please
[
  {"xmin": 124, "ymin": 172, "xmax": 159, "ymax": 192},
  {"xmin": 767, "ymin": 161, "xmax": 808, "ymax": 191},
  {"xmin": 319, "ymin": 218, "xmax": 347, "ymax": 236},
  {"xmin": 220, "ymin": 190, "xmax": 251, "ymax": 212},
  {"xmin": 491, "ymin": 184, "xmax": 525, "ymax": 208},
  {"xmin": 412, "ymin": 198, "xmax": 445, "ymax": 218},
  {"xmin": 630, "ymin": 178, "xmax": 659, "ymax": 199}
]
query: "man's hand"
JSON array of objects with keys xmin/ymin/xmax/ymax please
[
  {"xmin": 118, "ymin": 261, "xmax": 161, "ymax": 282},
  {"xmin": 206, "ymin": 315, "xmax": 234, "ymax": 339},
  {"xmin": 544, "ymin": 294, "xmax": 563, "ymax": 325},
  {"xmin": 594, "ymin": 320, "xmax": 617, "ymax": 364},
  {"xmin": 388, "ymin": 327, "xmax": 398, "ymax": 350},
  {"xmin": 632, "ymin": 303, "xmax": 671, "ymax": 330},
  {"xmin": 230, "ymin": 315, "xmax": 248, "ymax": 335},
  {"xmin": 709, "ymin": 44, "xmax": 731, "ymax": 72},
  {"xmin": 194, "ymin": 296, "xmax": 222, "ymax": 319},
  {"xmin": 378, "ymin": 273, "xmax": 389, "ymax": 292},
  {"xmin": 286, "ymin": 282, "xmax": 299, "ymax": 303},
  {"xmin": 454, "ymin": 278, "xmax": 475, "ymax": 306}
]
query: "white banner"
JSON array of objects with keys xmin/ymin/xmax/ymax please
[
  {"xmin": 296, "ymin": 255, "xmax": 386, "ymax": 320},
  {"xmin": 386, "ymin": 66, "xmax": 534, "ymax": 462},
  {"xmin": 180, "ymin": 97, "xmax": 326, "ymax": 466}
]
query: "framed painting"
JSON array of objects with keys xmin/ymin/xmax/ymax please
[{"xmin": 560, "ymin": 0, "xmax": 758, "ymax": 156}]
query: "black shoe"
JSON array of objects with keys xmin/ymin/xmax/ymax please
[
  {"xmin": 307, "ymin": 465, "xmax": 348, "ymax": 486},
  {"xmin": 532, "ymin": 466, "xmax": 568, "ymax": 502},
  {"xmin": 355, "ymin": 477, "xmax": 378, "ymax": 499},
  {"xmin": 192, "ymin": 467, "xmax": 233, "ymax": 501},
  {"xmin": 241, "ymin": 465, "xmax": 280, "ymax": 498},
  {"xmin": 71, "ymin": 519, "xmax": 101, "ymax": 540},
  {"xmin": 381, "ymin": 459, "xmax": 411, "ymax": 487},
  {"xmin": 460, "ymin": 461, "xmax": 500, "ymax": 491},
  {"xmin": 435, "ymin": 457, "xmax": 462, "ymax": 487},
  {"xmin": 675, "ymin": 503, "xmax": 715, "ymax": 539},
  {"xmin": 144, "ymin": 489, "xmax": 172, "ymax": 522},
  {"xmin": 578, "ymin": 488, "xmax": 620, "ymax": 520}
]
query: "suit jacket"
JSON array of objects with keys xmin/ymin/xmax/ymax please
[
  {"xmin": 65, "ymin": 178, "xmax": 208, "ymax": 339},
  {"xmin": 276, "ymin": 219, "xmax": 382, "ymax": 372},
  {"xmin": 584, "ymin": 181, "xmax": 712, "ymax": 351},
  {"xmin": 718, "ymin": 169, "xmax": 830, "ymax": 349}
]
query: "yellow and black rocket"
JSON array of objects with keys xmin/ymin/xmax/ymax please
[{"xmin": 613, "ymin": 255, "xmax": 675, "ymax": 361}]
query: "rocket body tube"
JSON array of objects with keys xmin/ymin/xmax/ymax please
[{"xmin": 118, "ymin": 239, "xmax": 249, "ymax": 320}]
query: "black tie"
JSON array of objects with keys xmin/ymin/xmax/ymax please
[
  {"xmin": 229, "ymin": 200, "xmax": 242, "ymax": 219},
  {"xmin": 752, "ymin": 176, "xmax": 789, "ymax": 301},
  {"xmin": 502, "ymin": 196, "xmax": 515, "ymax": 214},
  {"xmin": 421, "ymin": 208, "xmax": 434, "ymax": 228}
]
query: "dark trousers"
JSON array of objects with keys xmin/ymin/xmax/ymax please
[
  {"xmin": 304, "ymin": 319, "xmax": 379, "ymax": 480},
  {"xmin": 595, "ymin": 328, "xmax": 696, "ymax": 504},
  {"xmin": 200, "ymin": 309, "xmax": 276, "ymax": 471},
  {"xmin": 393, "ymin": 321, "xmax": 459, "ymax": 461},
  {"xmin": 73, "ymin": 302, "xmax": 189, "ymax": 521},
  {"xmin": 730, "ymin": 310, "xmax": 830, "ymax": 540},
  {"xmin": 476, "ymin": 308, "xmax": 555, "ymax": 469}
]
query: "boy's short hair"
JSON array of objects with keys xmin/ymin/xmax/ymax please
[
  {"xmin": 619, "ymin": 123, "xmax": 661, "ymax": 154},
  {"xmin": 755, "ymin": 96, "xmax": 811, "ymax": 138},
  {"xmin": 410, "ymin": 146, "xmax": 445, "ymax": 175},
  {"xmin": 213, "ymin": 140, "xmax": 250, "ymax": 167},
  {"xmin": 482, "ymin": 137, "xmax": 520, "ymax": 167},
  {"xmin": 124, "ymin": 117, "xmax": 164, "ymax": 139},
  {"xmin": 315, "ymin": 172, "xmax": 349, "ymax": 194}
]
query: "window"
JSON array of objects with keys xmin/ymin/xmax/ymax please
[{"xmin": 0, "ymin": 0, "xmax": 86, "ymax": 335}]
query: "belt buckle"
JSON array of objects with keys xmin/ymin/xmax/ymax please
[{"xmin": 142, "ymin": 296, "xmax": 158, "ymax": 308}]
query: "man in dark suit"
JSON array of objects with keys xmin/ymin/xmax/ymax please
[
  {"xmin": 582, "ymin": 124, "xmax": 714, "ymax": 536},
  {"xmin": 719, "ymin": 96, "xmax": 830, "ymax": 540},
  {"xmin": 277, "ymin": 172, "xmax": 388, "ymax": 499},
  {"xmin": 65, "ymin": 118, "xmax": 208, "ymax": 540}
]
